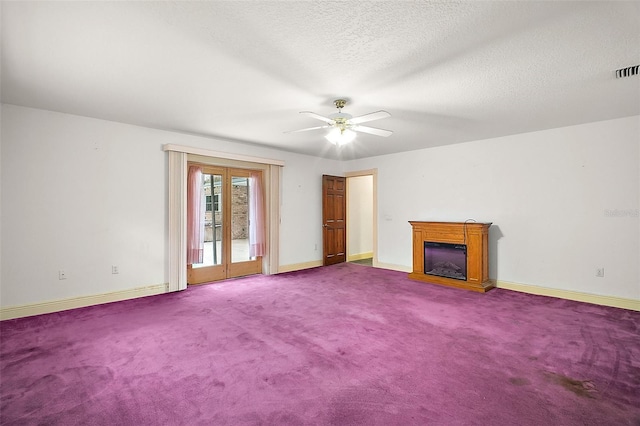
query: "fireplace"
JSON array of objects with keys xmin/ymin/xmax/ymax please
[
  {"xmin": 424, "ymin": 242, "xmax": 467, "ymax": 280},
  {"xmin": 409, "ymin": 221, "xmax": 493, "ymax": 292}
]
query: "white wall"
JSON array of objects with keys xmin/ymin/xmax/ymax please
[
  {"xmin": 345, "ymin": 116, "xmax": 640, "ymax": 301},
  {"xmin": 279, "ymin": 154, "xmax": 342, "ymax": 265},
  {"xmin": 2, "ymin": 105, "xmax": 637, "ymax": 309},
  {"xmin": 347, "ymin": 175, "xmax": 373, "ymax": 258},
  {"xmin": 0, "ymin": 104, "xmax": 341, "ymax": 308}
]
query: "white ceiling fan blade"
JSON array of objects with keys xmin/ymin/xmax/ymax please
[
  {"xmin": 300, "ymin": 111, "xmax": 335, "ymax": 125},
  {"xmin": 353, "ymin": 125, "xmax": 393, "ymax": 137},
  {"xmin": 284, "ymin": 125, "xmax": 331, "ymax": 134},
  {"xmin": 350, "ymin": 110, "xmax": 391, "ymax": 124}
]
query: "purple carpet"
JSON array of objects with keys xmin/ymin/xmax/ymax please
[{"xmin": 1, "ymin": 263, "xmax": 639, "ymax": 425}]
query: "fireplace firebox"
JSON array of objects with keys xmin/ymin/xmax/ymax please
[{"xmin": 424, "ymin": 242, "xmax": 467, "ymax": 280}]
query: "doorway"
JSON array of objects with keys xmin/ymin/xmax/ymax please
[
  {"xmin": 321, "ymin": 171, "xmax": 377, "ymax": 268},
  {"xmin": 346, "ymin": 170, "xmax": 376, "ymax": 267},
  {"xmin": 187, "ymin": 164, "xmax": 263, "ymax": 284}
]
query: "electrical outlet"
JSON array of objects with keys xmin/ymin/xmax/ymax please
[
  {"xmin": 58, "ymin": 270, "xmax": 67, "ymax": 280},
  {"xmin": 112, "ymin": 265, "xmax": 119, "ymax": 274},
  {"xmin": 596, "ymin": 268, "xmax": 605, "ymax": 277},
  {"xmin": 314, "ymin": 243, "xmax": 318, "ymax": 251}
]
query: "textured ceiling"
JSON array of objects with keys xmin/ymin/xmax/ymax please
[{"xmin": 2, "ymin": 1, "xmax": 639, "ymax": 160}]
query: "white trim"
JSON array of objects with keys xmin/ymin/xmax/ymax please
[
  {"xmin": 345, "ymin": 169, "xmax": 378, "ymax": 177},
  {"xmin": 267, "ymin": 165, "xmax": 281, "ymax": 274},
  {"xmin": 0, "ymin": 284, "xmax": 169, "ymax": 320},
  {"xmin": 168, "ymin": 151, "xmax": 187, "ymax": 291},
  {"xmin": 163, "ymin": 144, "xmax": 285, "ymax": 167},
  {"xmin": 370, "ymin": 269, "xmax": 638, "ymax": 310},
  {"xmin": 496, "ymin": 280, "xmax": 640, "ymax": 311},
  {"xmin": 347, "ymin": 252, "xmax": 374, "ymax": 262},
  {"xmin": 168, "ymin": 153, "xmax": 281, "ymax": 282},
  {"xmin": 373, "ymin": 261, "xmax": 412, "ymax": 273},
  {"xmin": 278, "ymin": 260, "xmax": 323, "ymax": 273}
]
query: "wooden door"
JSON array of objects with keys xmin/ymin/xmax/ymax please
[
  {"xmin": 188, "ymin": 165, "xmax": 226, "ymax": 284},
  {"xmin": 322, "ymin": 175, "xmax": 346, "ymax": 266},
  {"xmin": 226, "ymin": 169, "xmax": 263, "ymax": 278}
]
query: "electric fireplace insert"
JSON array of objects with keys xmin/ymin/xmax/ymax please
[{"xmin": 424, "ymin": 242, "xmax": 467, "ymax": 281}]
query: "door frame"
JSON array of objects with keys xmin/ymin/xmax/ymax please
[{"xmin": 345, "ymin": 169, "xmax": 378, "ymax": 267}]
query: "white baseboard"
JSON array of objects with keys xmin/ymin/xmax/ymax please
[
  {"xmin": 347, "ymin": 252, "xmax": 374, "ymax": 262},
  {"xmin": 277, "ymin": 260, "xmax": 323, "ymax": 273},
  {"xmin": 374, "ymin": 261, "xmax": 412, "ymax": 273},
  {"xmin": 374, "ymin": 267, "xmax": 638, "ymax": 311},
  {"xmin": 0, "ymin": 283, "xmax": 170, "ymax": 321},
  {"xmin": 496, "ymin": 280, "xmax": 639, "ymax": 311},
  {"xmin": 4, "ymin": 275, "xmax": 634, "ymax": 321},
  {"xmin": 279, "ymin": 260, "xmax": 412, "ymax": 274}
]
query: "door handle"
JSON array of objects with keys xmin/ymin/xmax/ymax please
[{"xmin": 323, "ymin": 224, "xmax": 329, "ymax": 228}]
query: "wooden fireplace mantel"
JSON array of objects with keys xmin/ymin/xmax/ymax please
[{"xmin": 408, "ymin": 221, "xmax": 493, "ymax": 293}]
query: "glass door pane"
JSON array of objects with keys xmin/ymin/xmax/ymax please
[
  {"xmin": 231, "ymin": 175, "xmax": 253, "ymax": 263},
  {"xmin": 194, "ymin": 173, "xmax": 223, "ymax": 268}
]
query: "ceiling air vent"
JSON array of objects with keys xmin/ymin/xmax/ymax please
[{"xmin": 615, "ymin": 64, "xmax": 639, "ymax": 78}]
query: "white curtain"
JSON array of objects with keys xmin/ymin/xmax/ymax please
[
  {"xmin": 187, "ymin": 166, "xmax": 204, "ymax": 265},
  {"xmin": 249, "ymin": 171, "xmax": 265, "ymax": 257}
]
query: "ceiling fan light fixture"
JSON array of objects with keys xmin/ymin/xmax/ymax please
[
  {"xmin": 287, "ymin": 98, "xmax": 392, "ymax": 143},
  {"xmin": 325, "ymin": 128, "xmax": 356, "ymax": 146}
]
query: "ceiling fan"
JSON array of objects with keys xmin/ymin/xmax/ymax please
[{"xmin": 285, "ymin": 99, "xmax": 393, "ymax": 146}]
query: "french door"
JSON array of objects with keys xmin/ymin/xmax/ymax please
[{"xmin": 187, "ymin": 164, "xmax": 262, "ymax": 284}]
